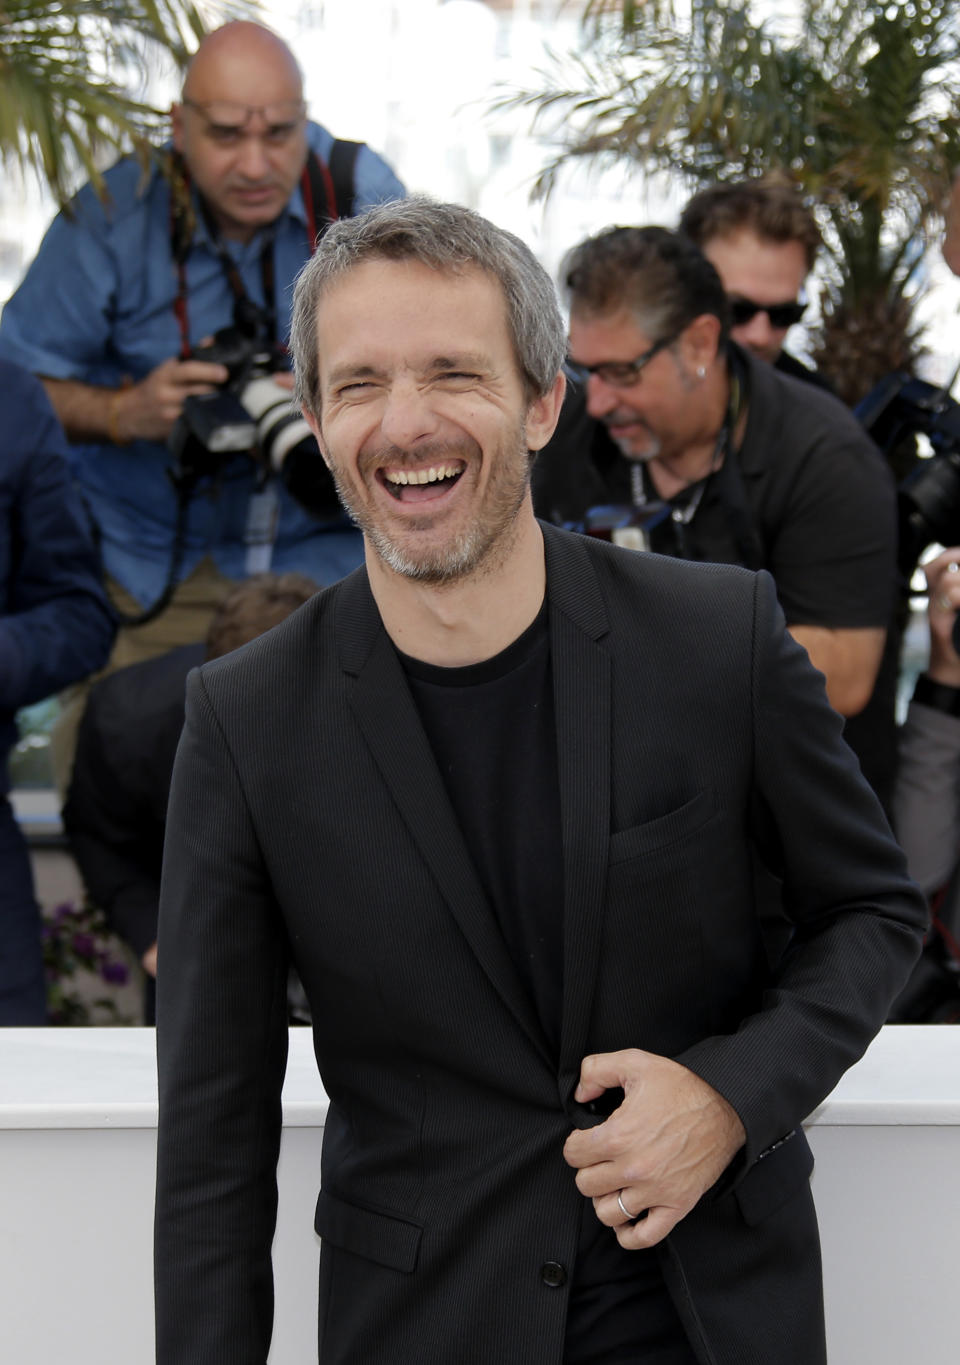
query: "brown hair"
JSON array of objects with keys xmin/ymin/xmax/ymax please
[
  {"xmin": 679, "ymin": 176, "xmax": 822, "ymax": 271},
  {"xmin": 205, "ymin": 573, "xmax": 319, "ymax": 661}
]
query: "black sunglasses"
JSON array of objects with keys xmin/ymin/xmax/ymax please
[{"xmin": 729, "ymin": 295, "xmax": 807, "ymax": 330}]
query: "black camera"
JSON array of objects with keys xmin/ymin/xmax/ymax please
[
  {"xmin": 856, "ymin": 372, "xmax": 960, "ymax": 579},
  {"xmin": 167, "ymin": 318, "xmax": 341, "ymax": 520}
]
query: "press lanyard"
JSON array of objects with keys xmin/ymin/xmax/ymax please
[{"xmin": 630, "ymin": 371, "xmax": 740, "ymax": 557}]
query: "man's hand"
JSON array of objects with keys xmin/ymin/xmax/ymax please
[
  {"xmin": 112, "ymin": 357, "xmax": 230, "ymax": 443},
  {"xmin": 924, "ymin": 548, "xmax": 960, "ymax": 685},
  {"xmin": 43, "ymin": 356, "xmax": 229, "ymax": 446},
  {"xmin": 563, "ymin": 1048, "xmax": 745, "ymax": 1250}
]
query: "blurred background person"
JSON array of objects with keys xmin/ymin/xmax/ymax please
[
  {"xmin": 63, "ymin": 572, "xmax": 318, "ymax": 1023},
  {"xmin": 1, "ymin": 359, "xmax": 114, "ymax": 1024},
  {"xmin": 890, "ymin": 547, "xmax": 960, "ymax": 1022},
  {"xmin": 534, "ymin": 228, "xmax": 894, "ymax": 755},
  {"xmin": 679, "ymin": 175, "xmax": 831, "ymax": 390},
  {"xmin": 680, "ymin": 176, "xmax": 905, "ymax": 808},
  {"xmin": 0, "ymin": 21, "xmax": 403, "ymax": 789}
]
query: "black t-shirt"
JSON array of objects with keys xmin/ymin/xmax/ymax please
[
  {"xmin": 534, "ymin": 344, "xmax": 895, "ymax": 630},
  {"xmin": 399, "ymin": 608, "xmax": 694, "ymax": 1363},
  {"xmin": 400, "ymin": 603, "xmax": 564, "ymax": 1049}
]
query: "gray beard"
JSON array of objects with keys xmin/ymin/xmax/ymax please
[{"xmin": 329, "ymin": 457, "xmax": 530, "ymax": 587}]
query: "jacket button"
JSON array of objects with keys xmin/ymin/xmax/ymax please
[{"xmin": 541, "ymin": 1261, "xmax": 567, "ymax": 1288}]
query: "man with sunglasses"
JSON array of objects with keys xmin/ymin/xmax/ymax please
[
  {"xmin": 679, "ymin": 177, "xmax": 830, "ymax": 390},
  {"xmin": 533, "ymin": 225, "xmax": 896, "ymax": 811},
  {"xmin": 0, "ymin": 21, "xmax": 404, "ymax": 681}
]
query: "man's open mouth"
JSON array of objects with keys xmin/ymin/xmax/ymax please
[{"xmin": 380, "ymin": 462, "xmax": 465, "ymax": 502}]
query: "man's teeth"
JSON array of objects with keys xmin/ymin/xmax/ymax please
[{"xmin": 384, "ymin": 464, "xmax": 460, "ymax": 486}]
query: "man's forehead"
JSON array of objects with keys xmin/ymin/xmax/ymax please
[
  {"xmin": 702, "ymin": 228, "xmax": 807, "ymax": 282},
  {"xmin": 313, "ymin": 260, "xmax": 518, "ymax": 379},
  {"xmin": 317, "ymin": 258, "xmax": 510, "ymax": 322},
  {"xmin": 569, "ymin": 307, "xmax": 653, "ymax": 354}
]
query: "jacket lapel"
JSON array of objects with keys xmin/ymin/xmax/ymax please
[
  {"xmin": 335, "ymin": 568, "xmax": 554, "ymax": 1067},
  {"xmin": 543, "ymin": 526, "xmax": 613, "ymax": 1092}
]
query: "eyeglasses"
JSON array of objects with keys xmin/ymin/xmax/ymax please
[
  {"xmin": 729, "ymin": 295, "xmax": 807, "ymax": 330},
  {"xmin": 182, "ymin": 99, "xmax": 307, "ymax": 142},
  {"xmin": 567, "ymin": 332, "xmax": 678, "ymax": 389}
]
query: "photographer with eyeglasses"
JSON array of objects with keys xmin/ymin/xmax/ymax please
[{"xmin": 533, "ymin": 224, "xmax": 897, "ymax": 812}]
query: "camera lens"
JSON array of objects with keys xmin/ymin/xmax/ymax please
[{"xmin": 241, "ymin": 375, "xmax": 319, "ymax": 471}]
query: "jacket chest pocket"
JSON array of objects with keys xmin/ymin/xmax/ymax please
[{"xmin": 609, "ymin": 788, "xmax": 718, "ymax": 866}]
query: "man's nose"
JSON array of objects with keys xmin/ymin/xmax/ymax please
[
  {"xmin": 585, "ymin": 372, "xmax": 622, "ymax": 419},
  {"xmin": 379, "ymin": 382, "xmax": 442, "ymax": 449},
  {"xmin": 734, "ymin": 310, "xmax": 781, "ymax": 355},
  {"xmin": 236, "ymin": 134, "xmax": 271, "ymax": 180}
]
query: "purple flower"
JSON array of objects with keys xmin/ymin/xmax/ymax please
[
  {"xmin": 71, "ymin": 932, "xmax": 96, "ymax": 958},
  {"xmin": 100, "ymin": 960, "xmax": 129, "ymax": 986},
  {"xmin": 53, "ymin": 902, "xmax": 75, "ymax": 923}
]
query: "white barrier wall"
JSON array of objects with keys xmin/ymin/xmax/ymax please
[{"xmin": 1, "ymin": 1026, "xmax": 957, "ymax": 1364}]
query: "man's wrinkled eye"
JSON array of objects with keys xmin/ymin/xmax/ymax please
[
  {"xmin": 209, "ymin": 126, "xmax": 244, "ymax": 145},
  {"xmin": 265, "ymin": 124, "xmax": 299, "ymax": 145}
]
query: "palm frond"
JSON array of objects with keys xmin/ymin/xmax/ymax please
[
  {"xmin": 502, "ymin": 0, "xmax": 960, "ymax": 400},
  {"xmin": 0, "ymin": 1, "xmax": 250, "ymax": 203}
]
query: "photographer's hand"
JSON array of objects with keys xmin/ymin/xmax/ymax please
[
  {"xmin": 42, "ymin": 356, "xmax": 229, "ymax": 446},
  {"xmin": 925, "ymin": 548, "xmax": 960, "ymax": 684}
]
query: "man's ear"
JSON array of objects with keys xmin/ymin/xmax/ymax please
[
  {"xmin": 171, "ymin": 103, "xmax": 185, "ymax": 155},
  {"xmin": 302, "ymin": 405, "xmax": 333, "ymax": 470},
  {"xmin": 680, "ymin": 313, "xmax": 723, "ymax": 375},
  {"xmin": 524, "ymin": 370, "xmax": 566, "ymax": 453}
]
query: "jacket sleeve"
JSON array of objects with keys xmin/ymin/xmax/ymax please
[
  {"xmin": 155, "ymin": 666, "xmax": 289, "ymax": 1365},
  {"xmin": 0, "ymin": 367, "xmax": 115, "ymax": 711},
  {"xmin": 677, "ymin": 570, "xmax": 927, "ymax": 1167}
]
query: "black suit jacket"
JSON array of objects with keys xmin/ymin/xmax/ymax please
[{"xmin": 155, "ymin": 523, "xmax": 925, "ymax": 1365}]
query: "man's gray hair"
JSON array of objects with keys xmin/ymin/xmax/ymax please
[{"xmin": 291, "ymin": 196, "xmax": 566, "ymax": 414}]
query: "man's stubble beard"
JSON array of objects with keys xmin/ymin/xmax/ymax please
[{"xmin": 327, "ymin": 426, "xmax": 533, "ymax": 587}]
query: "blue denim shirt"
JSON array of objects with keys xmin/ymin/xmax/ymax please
[{"xmin": 0, "ymin": 124, "xmax": 404, "ymax": 606}]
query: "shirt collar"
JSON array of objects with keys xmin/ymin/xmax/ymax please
[{"xmin": 187, "ymin": 164, "xmax": 310, "ymax": 253}]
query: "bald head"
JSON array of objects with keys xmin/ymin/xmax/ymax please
[
  {"xmin": 182, "ymin": 21, "xmax": 302, "ymax": 103},
  {"xmin": 173, "ymin": 21, "xmax": 308, "ymax": 243}
]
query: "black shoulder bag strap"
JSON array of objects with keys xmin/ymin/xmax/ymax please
[
  {"xmin": 303, "ymin": 139, "xmax": 364, "ymax": 240},
  {"xmin": 328, "ymin": 138, "xmax": 363, "ymax": 220}
]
